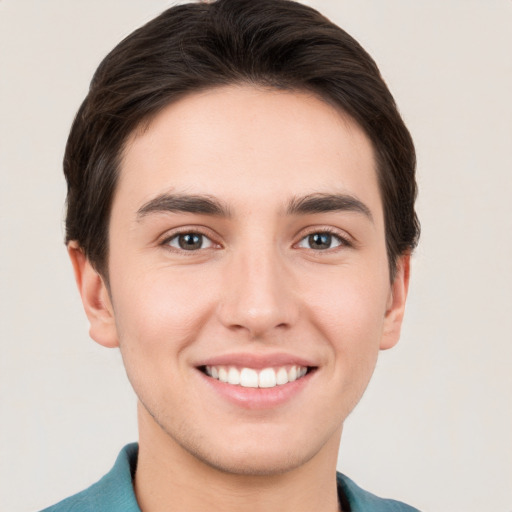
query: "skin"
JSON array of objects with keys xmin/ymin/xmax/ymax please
[{"xmin": 69, "ymin": 85, "xmax": 409, "ymax": 512}]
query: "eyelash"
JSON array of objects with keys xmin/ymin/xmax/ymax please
[
  {"xmin": 296, "ymin": 228, "xmax": 352, "ymax": 251},
  {"xmin": 159, "ymin": 227, "xmax": 352, "ymax": 253},
  {"xmin": 160, "ymin": 228, "xmax": 218, "ymax": 253}
]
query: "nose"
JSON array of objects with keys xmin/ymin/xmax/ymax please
[{"xmin": 216, "ymin": 243, "xmax": 299, "ymax": 338}]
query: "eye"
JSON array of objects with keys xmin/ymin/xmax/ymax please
[
  {"xmin": 166, "ymin": 232, "xmax": 214, "ymax": 251},
  {"xmin": 296, "ymin": 232, "xmax": 346, "ymax": 250}
]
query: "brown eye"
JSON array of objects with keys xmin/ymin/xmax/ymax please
[
  {"xmin": 309, "ymin": 233, "xmax": 331, "ymax": 250},
  {"xmin": 167, "ymin": 232, "xmax": 213, "ymax": 251},
  {"xmin": 297, "ymin": 232, "xmax": 344, "ymax": 250}
]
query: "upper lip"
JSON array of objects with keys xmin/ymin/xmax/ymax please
[{"xmin": 195, "ymin": 352, "xmax": 317, "ymax": 370}]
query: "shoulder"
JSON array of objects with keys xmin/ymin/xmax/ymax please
[
  {"xmin": 337, "ymin": 472, "xmax": 421, "ymax": 512},
  {"xmin": 39, "ymin": 444, "xmax": 140, "ymax": 512}
]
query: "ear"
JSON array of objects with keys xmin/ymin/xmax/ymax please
[
  {"xmin": 67, "ymin": 242, "xmax": 119, "ymax": 348},
  {"xmin": 380, "ymin": 254, "xmax": 411, "ymax": 350}
]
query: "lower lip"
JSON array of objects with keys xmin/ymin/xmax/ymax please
[{"xmin": 197, "ymin": 369, "xmax": 314, "ymax": 410}]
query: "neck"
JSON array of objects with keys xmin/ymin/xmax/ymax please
[{"xmin": 134, "ymin": 403, "xmax": 342, "ymax": 512}]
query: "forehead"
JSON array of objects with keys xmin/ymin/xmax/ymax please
[{"xmin": 116, "ymin": 85, "xmax": 381, "ymax": 220}]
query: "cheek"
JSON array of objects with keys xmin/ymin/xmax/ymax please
[
  {"xmin": 301, "ymin": 265, "xmax": 390, "ymax": 353},
  {"xmin": 110, "ymin": 266, "xmax": 217, "ymax": 354}
]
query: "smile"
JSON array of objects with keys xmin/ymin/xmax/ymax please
[{"xmin": 203, "ymin": 365, "xmax": 309, "ymax": 389}]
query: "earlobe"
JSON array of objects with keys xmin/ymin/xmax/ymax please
[
  {"xmin": 380, "ymin": 254, "xmax": 411, "ymax": 350},
  {"xmin": 67, "ymin": 242, "xmax": 119, "ymax": 348}
]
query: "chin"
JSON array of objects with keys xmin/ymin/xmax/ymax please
[
  {"xmin": 139, "ymin": 388, "xmax": 345, "ymax": 478},
  {"xmin": 171, "ymin": 420, "xmax": 337, "ymax": 478},
  {"xmin": 195, "ymin": 442, "xmax": 317, "ymax": 477}
]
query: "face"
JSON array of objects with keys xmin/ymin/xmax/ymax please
[{"xmin": 73, "ymin": 85, "xmax": 408, "ymax": 476}]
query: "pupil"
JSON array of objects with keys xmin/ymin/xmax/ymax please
[
  {"xmin": 309, "ymin": 233, "xmax": 331, "ymax": 249},
  {"xmin": 179, "ymin": 233, "xmax": 202, "ymax": 250}
]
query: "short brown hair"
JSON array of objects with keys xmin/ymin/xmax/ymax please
[{"xmin": 64, "ymin": 0, "xmax": 419, "ymax": 278}]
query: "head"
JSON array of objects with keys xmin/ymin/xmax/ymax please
[
  {"xmin": 64, "ymin": 0, "xmax": 419, "ymax": 282},
  {"xmin": 65, "ymin": 0, "xmax": 419, "ymax": 477}
]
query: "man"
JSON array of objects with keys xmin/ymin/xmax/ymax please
[{"xmin": 42, "ymin": 0, "xmax": 420, "ymax": 510}]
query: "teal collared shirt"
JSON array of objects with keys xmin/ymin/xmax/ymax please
[{"xmin": 40, "ymin": 443, "xmax": 420, "ymax": 512}]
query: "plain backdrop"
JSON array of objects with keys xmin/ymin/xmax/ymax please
[{"xmin": 1, "ymin": 1, "xmax": 511, "ymax": 511}]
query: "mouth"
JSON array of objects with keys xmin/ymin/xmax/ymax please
[{"xmin": 199, "ymin": 364, "xmax": 314, "ymax": 389}]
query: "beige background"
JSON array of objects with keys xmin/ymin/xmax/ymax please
[{"xmin": 1, "ymin": 1, "xmax": 511, "ymax": 511}]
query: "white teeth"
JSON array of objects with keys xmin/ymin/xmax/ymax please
[
  {"xmin": 258, "ymin": 368, "xmax": 277, "ymax": 388},
  {"xmin": 218, "ymin": 367, "xmax": 228, "ymax": 383},
  {"xmin": 227, "ymin": 367, "xmax": 240, "ymax": 385},
  {"xmin": 276, "ymin": 367, "xmax": 288, "ymax": 385},
  {"xmin": 240, "ymin": 368, "xmax": 259, "ymax": 388},
  {"xmin": 204, "ymin": 364, "xmax": 309, "ymax": 388}
]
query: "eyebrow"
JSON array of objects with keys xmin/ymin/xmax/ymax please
[
  {"xmin": 136, "ymin": 191, "xmax": 373, "ymax": 222},
  {"xmin": 137, "ymin": 193, "xmax": 231, "ymax": 219},
  {"xmin": 286, "ymin": 193, "xmax": 373, "ymax": 222}
]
